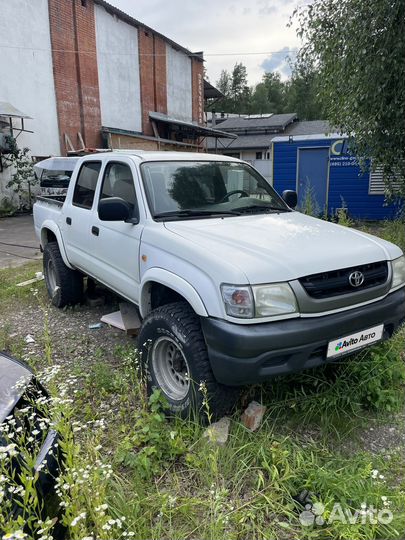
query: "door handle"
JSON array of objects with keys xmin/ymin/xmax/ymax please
[
  {"xmin": 91, "ymin": 226, "xmax": 99, "ymax": 237},
  {"xmin": 66, "ymin": 217, "xmax": 72, "ymax": 225}
]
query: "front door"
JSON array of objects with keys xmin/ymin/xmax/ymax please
[
  {"xmin": 297, "ymin": 147, "xmax": 329, "ymax": 215},
  {"xmin": 89, "ymin": 160, "xmax": 143, "ymax": 304}
]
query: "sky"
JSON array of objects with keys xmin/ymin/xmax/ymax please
[{"xmin": 105, "ymin": 0, "xmax": 308, "ymax": 86}]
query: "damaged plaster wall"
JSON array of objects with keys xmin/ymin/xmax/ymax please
[
  {"xmin": 166, "ymin": 45, "xmax": 192, "ymax": 123},
  {"xmin": 95, "ymin": 4, "xmax": 142, "ymax": 133},
  {"xmin": 0, "ymin": 0, "xmax": 60, "ymax": 207}
]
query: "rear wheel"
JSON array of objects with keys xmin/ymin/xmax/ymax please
[
  {"xmin": 43, "ymin": 242, "xmax": 83, "ymax": 308},
  {"xmin": 138, "ymin": 301, "xmax": 240, "ymax": 421}
]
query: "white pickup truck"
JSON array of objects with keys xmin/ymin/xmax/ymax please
[{"xmin": 33, "ymin": 151, "xmax": 405, "ymax": 418}]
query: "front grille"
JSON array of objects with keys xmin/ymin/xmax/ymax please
[{"xmin": 300, "ymin": 261, "xmax": 389, "ymax": 299}]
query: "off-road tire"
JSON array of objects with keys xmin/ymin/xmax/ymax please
[
  {"xmin": 43, "ymin": 242, "xmax": 83, "ymax": 308},
  {"xmin": 138, "ymin": 301, "xmax": 240, "ymax": 421}
]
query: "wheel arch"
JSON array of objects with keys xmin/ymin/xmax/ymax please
[
  {"xmin": 40, "ymin": 221, "xmax": 74, "ymax": 269},
  {"xmin": 140, "ymin": 268, "xmax": 208, "ymax": 318}
]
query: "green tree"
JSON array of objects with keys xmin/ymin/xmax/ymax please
[
  {"xmin": 212, "ymin": 63, "xmax": 251, "ymax": 114},
  {"xmin": 294, "ymin": 0, "xmax": 405, "ymax": 192},
  {"xmin": 2, "ymin": 136, "xmax": 36, "ymax": 211},
  {"xmin": 249, "ymin": 82, "xmax": 270, "ymax": 113},
  {"xmin": 211, "ymin": 69, "xmax": 233, "ymax": 113},
  {"xmin": 230, "ymin": 62, "xmax": 251, "ymax": 113},
  {"xmin": 284, "ymin": 67, "xmax": 324, "ymax": 120},
  {"xmin": 261, "ymin": 72, "xmax": 286, "ymax": 112}
]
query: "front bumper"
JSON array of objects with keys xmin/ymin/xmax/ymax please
[{"xmin": 201, "ymin": 287, "xmax": 405, "ymax": 385}]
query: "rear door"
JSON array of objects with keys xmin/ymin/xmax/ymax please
[
  {"xmin": 88, "ymin": 159, "xmax": 144, "ymax": 303},
  {"xmin": 62, "ymin": 160, "xmax": 102, "ymax": 271},
  {"xmin": 297, "ymin": 147, "xmax": 329, "ymax": 214}
]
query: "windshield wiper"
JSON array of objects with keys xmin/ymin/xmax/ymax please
[
  {"xmin": 154, "ymin": 209, "xmax": 241, "ymax": 219},
  {"xmin": 236, "ymin": 204, "xmax": 290, "ymax": 214}
]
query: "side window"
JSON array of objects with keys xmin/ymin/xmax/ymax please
[
  {"xmin": 99, "ymin": 162, "xmax": 137, "ymax": 216},
  {"xmin": 72, "ymin": 161, "xmax": 101, "ymax": 209}
]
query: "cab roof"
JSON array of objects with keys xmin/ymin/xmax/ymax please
[{"xmin": 81, "ymin": 150, "xmax": 241, "ymax": 164}]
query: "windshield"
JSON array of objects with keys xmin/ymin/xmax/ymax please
[{"xmin": 141, "ymin": 161, "xmax": 289, "ymax": 219}]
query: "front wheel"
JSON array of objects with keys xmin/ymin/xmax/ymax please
[{"xmin": 138, "ymin": 302, "xmax": 240, "ymax": 421}]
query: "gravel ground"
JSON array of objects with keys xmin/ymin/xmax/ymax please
[
  {"xmin": 2, "ymin": 297, "xmax": 134, "ymax": 370},
  {"xmin": 1, "ymin": 269, "xmax": 404, "ymax": 467}
]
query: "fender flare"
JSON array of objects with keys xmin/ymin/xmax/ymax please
[
  {"xmin": 140, "ymin": 268, "xmax": 208, "ymax": 318},
  {"xmin": 40, "ymin": 221, "xmax": 74, "ymax": 269}
]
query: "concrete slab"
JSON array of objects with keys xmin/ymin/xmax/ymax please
[{"xmin": 0, "ymin": 214, "xmax": 41, "ymax": 269}]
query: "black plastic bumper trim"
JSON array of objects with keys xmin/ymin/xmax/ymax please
[{"xmin": 200, "ymin": 288, "xmax": 405, "ymax": 385}]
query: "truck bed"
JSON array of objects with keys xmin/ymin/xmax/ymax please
[
  {"xmin": 33, "ymin": 195, "xmax": 66, "ymax": 244},
  {"xmin": 35, "ymin": 195, "xmax": 66, "ymax": 207}
]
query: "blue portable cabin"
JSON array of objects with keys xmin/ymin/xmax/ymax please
[{"xmin": 271, "ymin": 128, "xmax": 402, "ymax": 220}]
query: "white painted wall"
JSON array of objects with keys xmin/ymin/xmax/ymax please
[
  {"xmin": 0, "ymin": 0, "xmax": 60, "ymax": 157},
  {"xmin": 251, "ymin": 159, "xmax": 273, "ymax": 184},
  {"xmin": 166, "ymin": 45, "xmax": 192, "ymax": 122},
  {"xmin": 0, "ymin": 0, "xmax": 60, "ymax": 205},
  {"xmin": 95, "ymin": 5, "xmax": 142, "ymax": 133}
]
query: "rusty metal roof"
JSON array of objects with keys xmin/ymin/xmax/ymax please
[{"xmin": 149, "ymin": 112, "xmax": 237, "ymax": 139}]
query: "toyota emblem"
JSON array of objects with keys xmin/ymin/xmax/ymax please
[{"xmin": 349, "ymin": 270, "xmax": 365, "ymax": 287}]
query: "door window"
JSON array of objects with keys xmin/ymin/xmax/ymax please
[
  {"xmin": 99, "ymin": 162, "xmax": 138, "ymax": 217},
  {"xmin": 72, "ymin": 162, "xmax": 101, "ymax": 209}
]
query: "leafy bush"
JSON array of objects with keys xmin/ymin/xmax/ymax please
[{"xmin": 116, "ymin": 390, "xmax": 187, "ymax": 478}]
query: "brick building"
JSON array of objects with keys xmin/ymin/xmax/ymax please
[{"xmin": 0, "ymin": 0, "xmax": 231, "ymax": 205}]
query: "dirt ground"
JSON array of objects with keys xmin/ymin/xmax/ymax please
[
  {"xmin": 0, "ymin": 214, "xmax": 41, "ymax": 268},
  {"xmin": 1, "ymin": 268, "xmax": 404, "ymax": 462}
]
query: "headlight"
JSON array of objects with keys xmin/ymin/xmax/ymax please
[
  {"xmin": 221, "ymin": 283, "xmax": 297, "ymax": 319},
  {"xmin": 253, "ymin": 283, "xmax": 297, "ymax": 317},
  {"xmin": 392, "ymin": 255, "xmax": 405, "ymax": 289}
]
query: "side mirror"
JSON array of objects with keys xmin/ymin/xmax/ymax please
[
  {"xmin": 98, "ymin": 197, "xmax": 132, "ymax": 221},
  {"xmin": 282, "ymin": 190, "xmax": 297, "ymax": 209}
]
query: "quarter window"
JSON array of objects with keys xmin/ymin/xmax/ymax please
[{"xmin": 72, "ymin": 162, "xmax": 101, "ymax": 209}]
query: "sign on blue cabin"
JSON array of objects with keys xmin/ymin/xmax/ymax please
[{"xmin": 272, "ymin": 134, "xmax": 402, "ymax": 220}]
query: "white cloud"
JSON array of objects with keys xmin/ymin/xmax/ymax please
[
  {"xmin": 104, "ymin": 0, "xmax": 306, "ymax": 85},
  {"xmin": 260, "ymin": 46, "xmax": 298, "ymax": 78}
]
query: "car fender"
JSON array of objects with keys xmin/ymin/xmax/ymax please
[
  {"xmin": 40, "ymin": 221, "xmax": 74, "ymax": 269},
  {"xmin": 140, "ymin": 268, "xmax": 208, "ymax": 318}
]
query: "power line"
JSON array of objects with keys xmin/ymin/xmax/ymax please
[
  {"xmin": 0, "ymin": 43, "xmax": 297, "ymax": 57},
  {"xmin": 0, "ymin": 241, "xmax": 39, "ymax": 250},
  {"xmin": 0, "ymin": 249, "xmax": 38, "ymax": 261}
]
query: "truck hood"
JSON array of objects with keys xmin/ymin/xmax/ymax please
[
  {"xmin": 0, "ymin": 353, "xmax": 33, "ymax": 424},
  {"xmin": 164, "ymin": 212, "xmax": 402, "ymax": 284}
]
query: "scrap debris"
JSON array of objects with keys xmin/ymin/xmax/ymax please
[
  {"xmin": 241, "ymin": 401, "xmax": 267, "ymax": 432},
  {"xmin": 203, "ymin": 417, "xmax": 231, "ymax": 446},
  {"xmin": 100, "ymin": 302, "xmax": 141, "ymax": 335},
  {"xmin": 88, "ymin": 323, "xmax": 103, "ymax": 330},
  {"xmin": 16, "ymin": 272, "xmax": 44, "ymax": 287}
]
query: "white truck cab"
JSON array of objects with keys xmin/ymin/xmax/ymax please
[{"xmin": 33, "ymin": 151, "xmax": 405, "ymax": 418}]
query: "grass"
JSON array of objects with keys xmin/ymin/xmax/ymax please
[
  {"xmin": 0, "ymin": 221, "xmax": 405, "ymax": 539},
  {"xmin": 0, "ymin": 260, "xmax": 43, "ymax": 303}
]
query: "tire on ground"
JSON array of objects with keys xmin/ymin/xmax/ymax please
[
  {"xmin": 43, "ymin": 242, "xmax": 83, "ymax": 308},
  {"xmin": 138, "ymin": 301, "xmax": 240, "ymax": 421}
]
